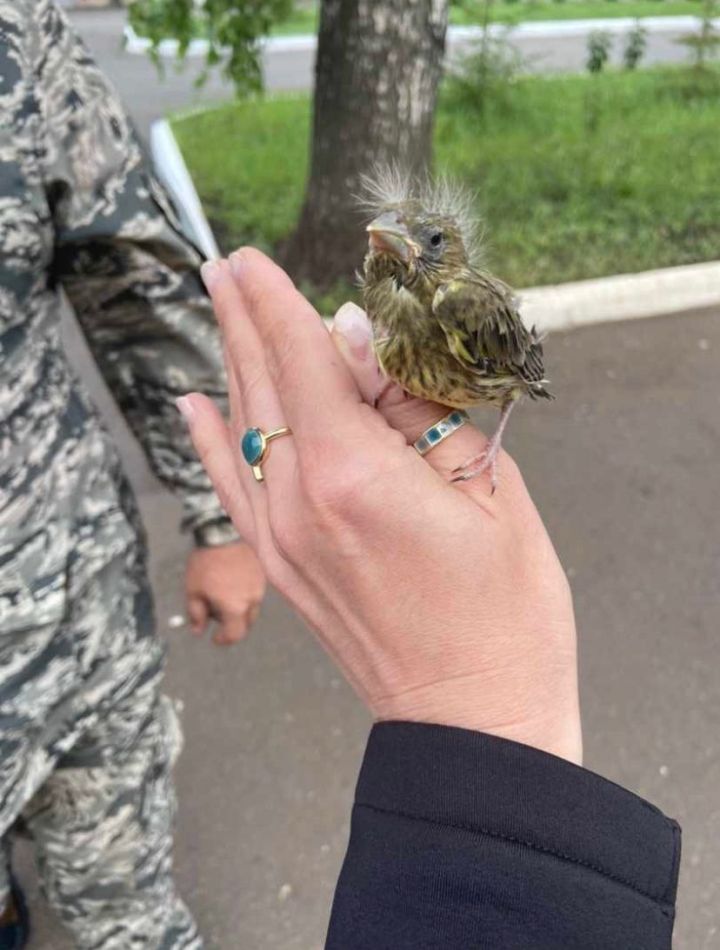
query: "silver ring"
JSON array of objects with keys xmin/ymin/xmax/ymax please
[{"xmin": 413, "ymin": 410, "xmax": 469, "ymax": 456}]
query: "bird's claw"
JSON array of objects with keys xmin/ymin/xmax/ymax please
[{"xmin": 451, "ymin": 449, "xmax": 499, "ymax": 492}]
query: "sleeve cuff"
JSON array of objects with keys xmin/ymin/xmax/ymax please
[
  {"xmin": 192, "ymin": 518, "xmax": 240, "ymax": 548},
  {"xmin": 356, "ymin": 721, "xmax": 681, "ymax": 911}
]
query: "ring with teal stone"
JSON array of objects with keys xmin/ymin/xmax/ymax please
[
  {"xmin": 413, "ymin": 409, "xmax": 470, "ymax": 456},
  {"xmin": 240, "ymin": 425, "xmax": 293, "ymax": 482},
  {"xmin": 241, "ymin": 428, "xmax": 265, "ymax": 466}
]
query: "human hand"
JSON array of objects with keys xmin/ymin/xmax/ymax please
[
  {"xmin": 177, "ymin": 250, "xmax": 582, "ymax": 764},
  {"xmin": 184, "ymin": 541, "xmax": 266, "ymax": 645}
]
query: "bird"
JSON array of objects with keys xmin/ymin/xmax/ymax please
[{"xmin": 359, "ymin": 168, "xmax": 552, "ymax": 491}]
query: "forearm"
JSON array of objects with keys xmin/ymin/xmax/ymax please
[{"xmin": 326, "ymin": 722, "xmax": 680, "ymax": 950}]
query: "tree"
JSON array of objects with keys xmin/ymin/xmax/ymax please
[
  {"xmin": 129, "ymin": 0, "xmax": 449, "ymax": 288},
  {"xmin": 677, "ymin": 0, "xmax": 720, "ymax": 71},
  {"xmin": 281, "ymin": 1, "xmax": 448, "ymax": 285}
]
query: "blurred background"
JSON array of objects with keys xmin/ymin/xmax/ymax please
[{"xmin": 30, "ymin": 1, "xmax": 720, "ymax": 947}]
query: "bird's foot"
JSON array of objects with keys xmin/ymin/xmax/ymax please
[
  {"xmin": 451, "ymin": 438, "xmax": 502, "ymax": 493},
  {"xmin": 450, "ymin": 400, "xmax": 517, "ymax": 493}
]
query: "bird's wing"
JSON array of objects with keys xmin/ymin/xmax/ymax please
[{"xmin": 432, "ymin": 275, "xmax": 547, "ymax": 388}]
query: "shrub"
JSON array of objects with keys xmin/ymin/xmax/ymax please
[
  {"xmin": 587, "ymin": 30, "xmax": 613, "ymax": 73},
  {"xmin": 624, "ymin": 22, "xmax": 648, "ymax": 69},
  {"xmin": 677, "ymin": 0, "xmax": 720, "ymax": 70}
]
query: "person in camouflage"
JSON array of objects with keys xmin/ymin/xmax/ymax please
[{"xmin": 0, "ymin": 1, "xmax": 266, "ymax": 946}]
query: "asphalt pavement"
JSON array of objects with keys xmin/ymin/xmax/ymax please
[{"xmin": 17, "ymin": 10, "xmax": 720, "ymax": 949}]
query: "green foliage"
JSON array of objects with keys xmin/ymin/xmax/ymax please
[
  {"xmin": 445, "ymin": 0, "xmax": 527, "ymax": 119},
  {"xmin": 445, "ymin": 32, "xmax": 525, "ymax": 117},
  {"xmin": 172, "ymin": 67, "xmax": 720, "ymax": 302},
  {"xmin": 623, "ymin": 21, "xmax": 647, "ymax": 68},
  {"xmin": 677, "ymin": 0, "xmax": 720, "ymax": 69},
  {"xmin": 658, "ymin": 61, "xmax": 720, "ymax": 96},
  {"xmin": 128, "ymin": 0, "xmax": 294, "ymax": 95},
  {"xmin": 586, "ymin": 30, "xmax": 613, "ymax": 72}
]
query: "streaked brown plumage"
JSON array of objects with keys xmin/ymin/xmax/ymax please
[{"xmin": 360, "ymin": 171, "xmax": 551, "ymax": 489}]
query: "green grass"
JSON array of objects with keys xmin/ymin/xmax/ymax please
[
  {"xmin": 172, "ymin": 67, "xmax": 720, "ymax": 297},
  {"xmin": 271, "ymin": 0, "xmax": 703, "ymax": 34},
  {"xmin": 452, "ymin": 0, "xmax": 703, "ymax": 25}
]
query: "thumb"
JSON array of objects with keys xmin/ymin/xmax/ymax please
[
  {"xmin": 187, "ymin": 594, "xmax": 210, "ymax": 636},
  {"xmin": 331, "ymin": 303, "xmax": 491, "ymax": 482}
]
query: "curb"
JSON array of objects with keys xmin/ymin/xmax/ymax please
[
  {"xmin": 124, "ymin": 15, "xmax": 716, "ymax": 58},
  {"xmin": 521, "ymin": 261, "xmax": 720, "ymax": 334}
]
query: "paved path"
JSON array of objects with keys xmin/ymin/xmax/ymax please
[
  {"xmin": 24, "ymin": 306, "xmax": 720, "ymax": 949},
  {"xmin": 20, "ymin": 11, "xmax": 720, "ymax": 949},
  {"xmin": 71, "ymin": 9, "xmax": 704, "ymax": 138}
]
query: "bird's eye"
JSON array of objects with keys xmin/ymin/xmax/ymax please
[{"xmin": 430, "ymin": 231, "xmax": 443, "ymax": 248}]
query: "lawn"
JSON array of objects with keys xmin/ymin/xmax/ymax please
[
  {"xmin": 172, "ymin": 67, "xmax": 720, "ymax": 299},
  {"xmin": 271, "ymin": 0, "xmax": 704, "ymax": 33}
]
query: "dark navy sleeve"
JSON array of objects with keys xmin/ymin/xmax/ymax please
[{"xmin": 326, "ymin": 721, "xmax": 680, "ymax": 950}]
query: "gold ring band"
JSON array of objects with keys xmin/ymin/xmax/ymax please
[{"xmin": 241, "ymin": 426, "xmax": 292, "ymax": 482}]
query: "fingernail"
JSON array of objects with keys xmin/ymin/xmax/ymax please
[
  {"xmin": 176, "ymin": 395, "xmax": 196, "ymax": 423},
  {"xmin": 334, "ymin": 302, "xmax": 372, "ymax": 361},
  {"xmin": 200, "ymin": 259, "xmax": 220, "ymax": 290},
  {"xmin": 229, "ymin": 251, "xmax": 244, "ymax": 280}
]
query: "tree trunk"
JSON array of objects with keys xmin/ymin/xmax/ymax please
[{"xmin": 280, "ymin": 0, "xmax": 449, "ymax": 288}]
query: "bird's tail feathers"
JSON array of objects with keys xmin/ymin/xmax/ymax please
[
  {"xmin": 530, "ymin": 323, "xmax": 549, "ymax": 344},
  {"xmin": 529, "ymin": 383, "xmax": 555, "ymax": 401}
]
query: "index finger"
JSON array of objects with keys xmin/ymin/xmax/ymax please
[{"xmin": 228, "ymin": 248, "xmax": 363, "ymax": 439}]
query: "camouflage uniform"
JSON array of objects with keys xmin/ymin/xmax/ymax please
[{"xmin": 0, "ymin": 1, "xmax": 236, "ymax": 945}]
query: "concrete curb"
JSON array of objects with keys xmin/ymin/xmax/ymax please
[
  {"xmin": 124, "ymin": 15, "xmax": 716, "ymax": 58},
  {"xmin": 521, "ymin": 261, "xmax": 720, "ymax": 333}
]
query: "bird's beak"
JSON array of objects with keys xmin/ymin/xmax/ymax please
[{"xmin": 366, "ymin": 212, "xmax": 421, "ymax": 263}]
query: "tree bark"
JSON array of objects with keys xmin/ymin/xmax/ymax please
[{"xmin": 280, "ymin": 0, "xmax": 449, "ymax": 288}]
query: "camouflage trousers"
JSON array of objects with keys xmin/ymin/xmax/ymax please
[{"xmin": 0, "ymin": 433, "xmax": 202, "ymax": 949}]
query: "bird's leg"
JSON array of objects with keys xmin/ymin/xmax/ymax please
[{"xmin": 451, "ymin": 399, "xmax": 517, "ymax": 493}]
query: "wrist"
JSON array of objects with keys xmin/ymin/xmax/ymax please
[
  {"xmin": 372, "ymin": 677, "xmax": 583, "ymax": 766},
  {"xmin": 192, "ymin": 518, "xmax": 239, "ymax": 548}
]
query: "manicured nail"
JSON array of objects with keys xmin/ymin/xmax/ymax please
[
  {"xmin": 334, "ymin": 302, "xmax": 372, "ymax": 361},
  {"xmin": 176, "ymin": 395, "xmax": 196, "ymax": 423},
  {"xmin": 229, "ymin": 251, "xmax": 244, "ymax": 280},
  {"xmin": 200, "ymin": 260, "xmax": 220, "ymax": 290}
]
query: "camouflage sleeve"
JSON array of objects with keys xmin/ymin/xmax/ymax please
[{"xmin": 28, "ymin": 0, "xmax": 237, "ymax": 546}]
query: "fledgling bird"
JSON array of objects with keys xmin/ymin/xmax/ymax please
[{"xmin": 359, "ymin": 169, "xmax": 552, "ymax": 491}]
